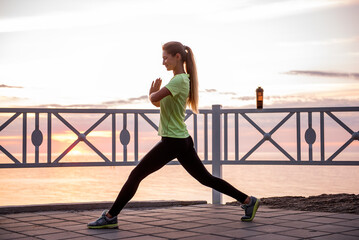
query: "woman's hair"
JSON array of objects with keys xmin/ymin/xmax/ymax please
[{"xmin": 162, "ymin": 41, "xmax": 199, "ymax": 114}]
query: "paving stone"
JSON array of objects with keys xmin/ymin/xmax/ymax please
[
  {"xmin": 188, "ymin": 204, "xmax": 215, "ymax": 208},
  {"xmin": 276, "ymin": 220, "xmax": 322, "ymax": 229},
  {"xmin": 276, "ymin": 213, "xmax": 313, "ymax": 221},
  {"xmin": 0, "ymin": 218, "xmax": 22, "ymax": 224},
  {"xmin": 308, "ymin": 224, "xmax": 356, "ymax": 233},
  {"xmin": 0, "ymin": 232, "xmax": 29, "ymax": 239},
  {"xmin": 0, "ymin": 229, "xmax": 12, "ymax": 235},
  {"xmin": 302, "ymin": 216, "xmax": 347, "ymax": 224},
  {"xmin": 16, "ymin": 215, "xmax": 52, "ymax": 222},
  {"xmin": 56, "ymin": 224, "xmax": 89, "ymax": 231},
  {"xmin": 74, "ymin": 228, "xmax": 121, "ymax": 237},
  {"xmin": 37, "ymin": 211, "xmax": 69, "ymax": 216},
  {"xmin": 301, "ymin": 211, "xmax": 337, "ymax": 217},
  {"xmin": 249, "ymin": 224, "xmax": 295, "ymax": 234},
  {"xmin": 252, "ymin": 216, "xmax": 288, "ymax": 225},
  {"xmin": 37, "ymin": 232, "xmax": 86, "ymax": 240},
  {"xmin": 223, "ymin": 221, "xmax": 264, "ymax": 229},
  {"xmin": 167, "ymin": 221, "xmax": 206, "ymax": 230},
  {"xmin": 180, "ymin": 234, "xmax": 232, "ymax": 240},
  {"xmin": 139, "ymin": 219, "xmax": 178, "ymax": 226},
  {"xmin": 196, "ymin": 218, "xmax": 232, "ymax": 225},
  {"xmin": 14, "ymin": 225, "xmax": 50, "ymax": 235},
  {"xmin": 131, "ymin": 226, "xmax": 174, "ymax": 234},
  {"xmin": 210, "ymin": 213, "xmax": 241, "ymax": 221},
  {"xmin": 244, "ymin": 233, "xmax": 300, "ymax": 240},
  {"xmin": 329, "ymin": 213, "xmax": 359, "ymax": 220},
  {"xmin": 310, "ymin": 233, "xmax": 359, "ymax": 240},
  {"xmin": 70, "ymin": 236, "xmax": 104, "ymax": 240},
  {"xmin": 181, "ymin": 211, "xmax": 212, "ymax": 216},
  {"xmin": 258, "ymin": 207, "xmax": 283, "ymax": 212},
  {"xmin": 155, "ymin": 209, "xmax": 190, "ymax": 213},
  {"xmin": 258, "ymin": 211, "xmax": 291, "ymax": 218},
  {"xmin": 155, "ymin": 230, "xmax": 201, "ymax": 239},
  {"xmin": 335, "ymin": 219, "xmax": 359, "ymax": 228},
  {"xmin": 219, "ymin": 228, "xmax": 263, "ymax": 238},
  {"xmin": 20, "ymin": 227, "xmax": 64, "ymax": 236},
  {"xmin": 280, "ymin": 210, "xmax": 308, "ymax": 214},
  {"xmin": 155, "ymin": 214, "xmax": 188, "ymax": 220},
  {"xmin": 45, "ymin": 221, "xmax": 84, "ymax": 228},
  {"xmin": 73, "ymin": 218, "xmax": 96, "ymax": 224},
  {"xmin": 0, "ymin": 221, "xmax": 34, "ymax": 229},
  {"xmin": 2, "ymin": 213, "xmax": 36, "ymax": 218},
  {"xmin": 77, "ymin": 212, "xmax": 103, "ymax": 218},
  {"xmin": 121, "ymin": 216, "xmax": 157, "ymax": 223},
  {"xmin": 135, "ymin": 212, "xmax": 167, "ymax": 217},
  {"xmin": 279, "ymin": 228, "xmax": 329, "ymax": 238},
  {"xmin": 175, "ymin": 216, "xmax": 207, "ymax": 222},
  {"xmin": 58, "ymin": 215, "xmax": 90, "ymax": 222},
  {"xmin": 343, "ymin": 229, "xmax": 359, "ymax": 236},
  {"xmin": 12, "ymin": 237, "xmax": 40, "ymax": 240},
  {"xmin": 190, "ymin": 225, "xmax": 233, "ymax": 234},
  {"xmin": 46, "ymin": 212, "xmax": 80, "ymax": 218},
  {"xmin": 35, "ymin": 218, "xmax": 67, "ymax": 225},
  {"xmin": 99, "ymin": 230, "xmax": 142, "ymax": 239},
  {"xmin": 120, "ymin": 236, "xmax": 167, "ymax": 240},
  {"xmin": 117, "ymin": 223, "xmax": 153, "ymax": 231}
]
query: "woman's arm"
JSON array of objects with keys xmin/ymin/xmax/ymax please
[{"xmin": 149, "ymin": 78, "xmax": 171, "ymax": 107}]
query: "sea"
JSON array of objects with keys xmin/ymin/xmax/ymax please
[{"xmin": 1, "ymin": 152, "xmax": 358, "ymax": 207}]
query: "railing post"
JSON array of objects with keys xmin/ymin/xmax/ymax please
[{"xmin": 212, "ymin": 104, "xmax": 222, "ymax": 204}]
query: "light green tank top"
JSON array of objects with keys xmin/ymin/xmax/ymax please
[{"xmin": 158, "ymin": 73, "xmax": 190, "ymax": 138}]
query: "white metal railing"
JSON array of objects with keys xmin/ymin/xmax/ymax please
[{"xmin": 1, "ymin": 105, "xmax": 358, "ymax": 203}]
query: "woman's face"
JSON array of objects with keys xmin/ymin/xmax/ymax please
[{"xmin": 162, "ymin": 50, "xmax": 180, "ymax": 71}]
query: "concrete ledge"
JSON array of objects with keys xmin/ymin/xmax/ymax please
[{"xmin": 0, "ymin": 200, "xmax": 207, "ymax": 214}]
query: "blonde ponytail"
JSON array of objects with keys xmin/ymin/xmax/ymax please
[{"xmin": 184, "ymin": 46, "xmax": 198, "ymax": 114}]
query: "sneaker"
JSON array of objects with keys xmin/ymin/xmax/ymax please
[
  {"xmin": 241, "ymin": 196, "xmax": 260, "ymax": 222},
  {"xmin": 87, "ymin": 210, "xmax": 118, "ymax": 229}
]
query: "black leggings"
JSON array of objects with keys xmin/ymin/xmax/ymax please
[{"xmin": 108, "ymin": 136, "xmax": 248, "ymax": 216}]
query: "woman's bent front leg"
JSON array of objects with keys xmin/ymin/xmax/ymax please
[{"xmin": 108, "ymin": 140, "xmax": 176, "ymax": 216}]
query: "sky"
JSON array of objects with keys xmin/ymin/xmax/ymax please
[
  {"xmin": 0, "ymin": 0, "xmax": 358, "ymax": 109},
  {"xmin": 0, "ymin": 0, "xmax": 358, "ymax": 161}
]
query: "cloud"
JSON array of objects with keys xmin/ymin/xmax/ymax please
[
  {"xmin": 266, "ymin": 96, "xmax": 359, "ymax": 108},
  {"xmin": 203, "ymin": 89, "xmax": 217, "ymax": 93},
  {"xmin": 0, "ymin": 96, "xmax": 24, "ymax": 102},
  {"xmin": 279, "ymin": 36, "xmax": 359, "ymax": 47},
  {"xmin": 34, "ymin": 103, "xmax": 108, "ymax": 108},
  {"xmin": 284, "ymin": 71, "xmax": 359, "ymax": 80},
  {"xmin": 211, "ymin": 0, "xmax": 357, "ymax": 24},
  {"xmin": 231, "ymin": 92, "xmax": 359, "ymax": 108},
  {"xmin": 231, "ymin": 95, "xmax": 294, "ymax": 102},
  {"xmin": 103, "ymin": 95, "xmax": 148, "ymax": 106},
  {"xmin": 232, "ymin": 96, "xmax": 255, "ymax": 101},
  {"xmin": 201, "ymin": 89, "xmax": 236, "ymax": 95},
  {"xmin": 33, "ymin": 95, "xmax": 149, "ymax": 108},
  {"xmin": 0, "ymin": 84, "xmax": 23, "ymax": 88}
]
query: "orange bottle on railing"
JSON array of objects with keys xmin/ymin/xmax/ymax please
[{"xmin": 256, "ymin": 87, "xmax": 263, "ymax": 109}]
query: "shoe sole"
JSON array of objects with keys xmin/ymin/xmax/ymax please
[
  {"xmin": 241, "ymin": 199, "xmax": 260, "ymax": 222},
  {"xmin": 87, "ymin": 224, "xmax": 118, "ymax": 229}
]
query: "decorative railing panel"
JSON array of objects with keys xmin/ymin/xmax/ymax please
[{"xmin": 1, "ymin": 106, "xmax": 358, "ymax": 203}]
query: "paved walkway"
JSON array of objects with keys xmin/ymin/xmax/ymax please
[{"xmin": 1, "ymin": 204, "xmax": 359, "ymax": 240}]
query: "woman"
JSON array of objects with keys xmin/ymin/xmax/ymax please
[{"xmin": 88, "ymin": 41, "xmax": 260, "ymax": 229}]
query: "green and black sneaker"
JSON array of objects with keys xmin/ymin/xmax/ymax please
[
  {"xmin": 87, "ymin": 210, "xmax": 118, "ymax": 229},
  {"xmin": 241, "ymin": 196, "xmax": 260, "ymax": 222}
]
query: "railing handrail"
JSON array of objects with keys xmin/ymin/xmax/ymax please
[{"xmin": 1, "ymin": 106, "xmax": 358, "ymax": 113}]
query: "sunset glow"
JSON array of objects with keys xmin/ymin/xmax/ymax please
[
  {"xmin": 0, "ymin": 0, "xmax": 358, "ymax": 159},
  {"xmin": 0, "ymin": 0, "xmax": 358, "ymax": 110}
]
